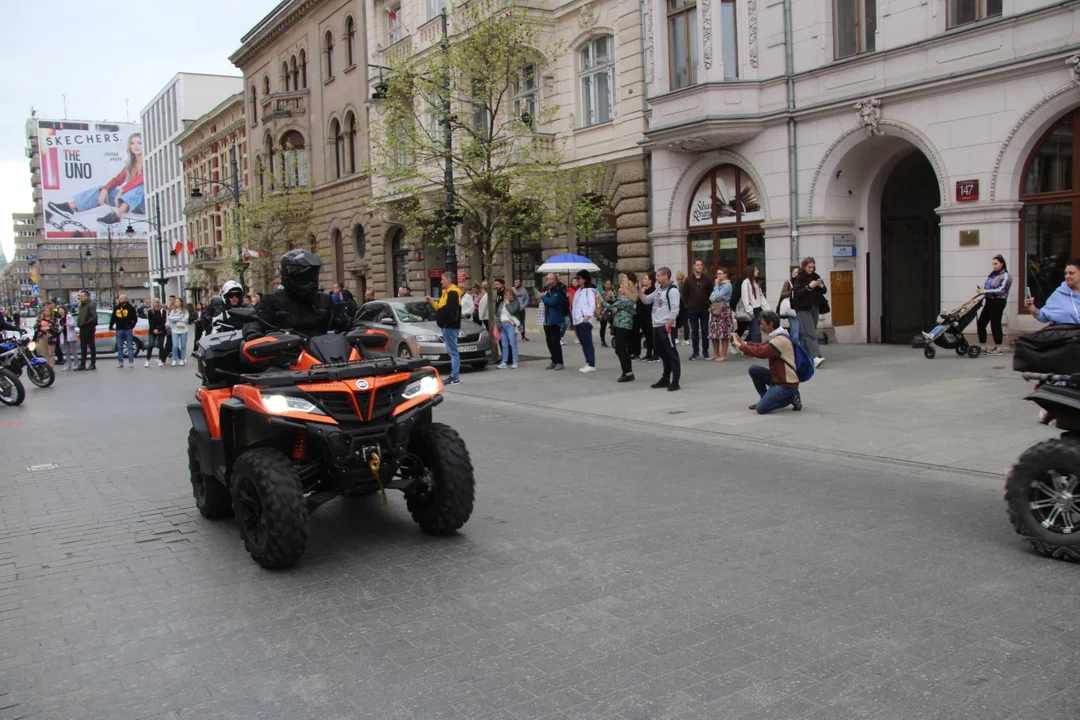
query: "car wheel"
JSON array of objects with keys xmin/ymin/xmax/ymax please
[
  {"xmin": 398, "ymin": 344, "xmax": 413, "ymax": 358},
  {"xmin": 470, "ymin": 361, "xmax": 489, "ymax": 370}
]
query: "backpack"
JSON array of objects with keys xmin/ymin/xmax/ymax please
[
  {"xmin": 773, "ymin": 332, "xmax": 815, "ymax": 382},
  {"xmin": 559, "ymin": 288, "xmax": 570, "ymax": 317}
]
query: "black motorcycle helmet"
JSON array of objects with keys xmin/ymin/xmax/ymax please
[{"xmin": 280, "ymin": 249, "xmax": 323, "ymax": 298}]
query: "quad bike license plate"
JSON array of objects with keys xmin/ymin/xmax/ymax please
[{"xmin": 459, "ymin": 345, "xmax": 478, "ymax": 352}]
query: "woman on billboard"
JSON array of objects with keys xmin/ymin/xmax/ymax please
[{"xmin": 46, "ymin": 133, "xmax": 144, "ymax": 225}]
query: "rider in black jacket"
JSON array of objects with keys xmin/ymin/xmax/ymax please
[
  {"xmin": 215, "ymin": 280, "xmax": 250, "ymax": 333},
  {"xmin": 244, "ymin": 250, "xmax": 333, "ymax": 340}
]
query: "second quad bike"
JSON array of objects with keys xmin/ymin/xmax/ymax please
[
  {"xmin": 1005, "ymin": 372, "xmax": 1080, "ymax": 561},
  {"xmin": 187, "ymin": 307, "xmax": 475, "ymax": 569}
]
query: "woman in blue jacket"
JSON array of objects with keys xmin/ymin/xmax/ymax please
[
  {"xmin": 1026, "ymin": 259, "xmax": 1080, "ymax": 325},
  {"xmin": 976, "ymin": 254, "xmax": 1011, "ymax": 355}
]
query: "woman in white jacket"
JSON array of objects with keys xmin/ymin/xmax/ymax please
[{"xmin": 738, "ymin": 265, "xmax": 768, "ymax": 343}]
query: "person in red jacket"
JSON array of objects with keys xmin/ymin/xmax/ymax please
[
  {"xmin": 46, "ymin": 133, "xmax": 145, "ymax": 226},
  {"xmin": 731, "ymin": 310, "xmax": 803, "ymax": 414}
]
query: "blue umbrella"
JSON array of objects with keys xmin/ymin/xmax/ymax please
[{"xmin": 537, "ymin": 253, "xmax": 601, "ymax": 273}]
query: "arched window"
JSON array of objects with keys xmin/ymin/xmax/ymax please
[
  {"xmin": 325, "ymin": 30, "xmax": 335, "ymax": 79},
  {"xmin": 345, "ymin": 112, "xmax": 357, "ymax": 174},
  {"xmin": 391, "ymin": 228, "xmax": 408, "ymax": 292},
  {"xmin": 262, "ymin": 75, "xmax": 270, "ymax": 95},
  {"xmin": 332, "ymin": 228, "xmax": 345, "ymax": 278},
  {"xmin": 249, "ymin": 86, "xmax": 258, "ymax": 124},
  {"xmin": 282, "ymin": 61, "xmax": 290, "ymax": 91},
  {"xmin": 331, "ymin": 119, "xmax": 344, "ymax": 179},
  {"xmin": 346, "ymin": 16, "xmax": 356, "ymax": 67},
  {"xmin": 685, "ymin": 165, "xmax": 766, "ymax": 283},
  {"xmin": 299, "ymin": 49, "xmax": 308, "ymax": 88},
  {"xmin": 279, "ymin": 130, "xmax": 307, "ymax": 187},
  {"xmin": 263, "ymin": 134, "xmax": 275, "ymax": 190},
  {"xmin": 290, "ymin": 55, "xmax": 299, "ymax": 90},
  {"xmin": 1021, "ymin": 109, "xmax": 1079, "ymax": 311},
  {"xmin": 353, "ymin": 224, "xmax": 366, "ymax": 259}
]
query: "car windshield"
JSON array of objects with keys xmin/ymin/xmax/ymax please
[{"xmin": 392, "ymin": 301, "xmax": 437, "ymax": 323}]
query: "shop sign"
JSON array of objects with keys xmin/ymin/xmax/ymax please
[
  {"xmin": 428, "ymin": 269, "xmax": 445, "ymax": 278},
  {"xmin": 955, "ymin": 180, "xmax": 979, "ymax": 202},
  {"xmin": 690, "ymin": 239, "xmax": 712, "ymax": 251},
  {"xmin": 719, "ymin": 237, "xmax": 737, "ymax": 250}
]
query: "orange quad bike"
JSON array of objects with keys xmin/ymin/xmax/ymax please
[{"xmin": 187, "ymin": 307, "xmax": 475, "ymax": 569}]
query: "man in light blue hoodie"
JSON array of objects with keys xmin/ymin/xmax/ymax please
[{"xmin": 1026, "ymin": 260, "xmax": 1080, "ymax": 325}]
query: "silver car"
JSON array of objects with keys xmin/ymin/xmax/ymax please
[
  {"xmin": 354, "ymin": 298, "xmax": 492, "ymax": 370},
  {"xmin": 89, "ymin": 309, "xmax": 151, "ymax": 355}
]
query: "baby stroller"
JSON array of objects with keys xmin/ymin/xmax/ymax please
[{"xmin": 921, "ymin": 295, "xmax": 984, "ymax": 359}]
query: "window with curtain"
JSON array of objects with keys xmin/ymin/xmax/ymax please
[
  {"xmin": 282, "ymin": 62, "xmax": 290, "ymax": 91},
  {"xmin": 579, "ymin": 36, "xmax": 614, "ymax": 127},
  {"xmin": 668, "ymin": 0, "xmax": 699, "ymax": 89},
  {"xmin": 834, "ymin": 0, "xmax": 876, "ymax": 59},
  {"xmin": 249, "ymin": 87, "xmax": 258, "ymax": 124},
  {"xmin": 720, "ymin": 0, "xmax": 738, "ymax": 80},
  {"xmin": 388, "ymin": 4, "xmax": 403, "ymax": 45},
  {"xmin": 426, "ymin": 0, "xmax": 445, "ymax": 20},
  {"xmin": 291, "ymin": 56, "xmax": 299, "ymax": 90},
  {"xmin": 346, "ymin": 112, "xmax": 357, "ymax": 174}
]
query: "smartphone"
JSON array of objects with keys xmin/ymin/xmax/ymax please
[{"xmin": 1025, "ymin": 286, "xmax": 1032, "ymax": 300}]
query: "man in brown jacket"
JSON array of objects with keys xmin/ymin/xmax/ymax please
[
  {"xmin": 683, "ymin": 259, "xmax": 713, "ymax": 360},
  {"xmin": 731, "ymin": 310, "xmax": 802, "ymax": 414},
  {"xmin": 74, "ymin": 290, "xmax": 97, "ymax": 371}
]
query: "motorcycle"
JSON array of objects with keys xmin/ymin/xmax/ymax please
[
  {"xmin": 1005, "ymin": 372, "xmax": 1080, "ymax": 560},
  {"xmin": 0, "ymin": 368, "xmax": 25, "ymax": 406},
  {"xmin": 0, "ymin": 333, "xmax": 55, "ymax": 388}
]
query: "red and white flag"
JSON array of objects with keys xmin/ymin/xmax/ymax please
[{"xmin": 386, "ymin": 5, "xmax": 398, "ymax": 21}]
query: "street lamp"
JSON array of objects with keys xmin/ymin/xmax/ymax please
[
  {"xmin": 125, "ymin": 197, "xmax": 168, "ymax": 302},
  {"xmin": 188, "ymin": 144, "xmax": 244, "ymax": 287}
]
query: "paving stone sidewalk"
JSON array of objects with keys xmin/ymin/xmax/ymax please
[{"xmin": 464, "ymin": 341, "xmax": 1049, "ymax": 476}]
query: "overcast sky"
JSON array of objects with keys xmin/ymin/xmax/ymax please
[{"xmin": 0, "ymin": 0, "xmax": 276, "ymax": 261}]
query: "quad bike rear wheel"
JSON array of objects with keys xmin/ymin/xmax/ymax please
[
  {"xmin": 1005, "ymin": 437, "xmax": 1080, "ymax": 561},
  {"xmin": 406, "ymin": 422, "xmax": 475, "ymax": 536},
  {"xmin": 230, "ymin": 447, "xmax": 309, "ymax": 569},
  {"xmin": 188, "ymin": 429, "xmax": 233, "ymax": 519}
]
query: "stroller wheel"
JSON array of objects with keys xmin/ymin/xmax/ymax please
[
  {"xmin": 924, "ymin": 345, "xmax": 936, "ymax": 359},
  {"xmin": 967, "ymin": 345, "xmax": 981, "ymax": 359},
  {"xmin": 956, "ymin": 340, "xmax": 969, "ymax": 356}
]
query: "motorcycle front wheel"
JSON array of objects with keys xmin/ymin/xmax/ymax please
[
  {"xmin": 0, "ymin": 369, "xmax": 26, "ymax": 406},
  {"xmin": 27, "ymin": 362, "xmax": 54, "ymax": 388}
]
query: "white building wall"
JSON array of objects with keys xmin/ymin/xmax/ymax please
[
  {"xmin": 141, "ymin": 73, "xmax": 242, "ymax": 302},
  {"xmin": 644, "ymin": 0, "xmax": 1080, "ymax": 343}
]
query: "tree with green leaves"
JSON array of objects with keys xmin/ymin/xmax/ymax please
[
  {"xmin": 364, "ymin": 0, "xmax": 611, "ymax": 340},
  {"xmin": 222, "ymin": 155, "xmax": 313, "ymax": 294}
]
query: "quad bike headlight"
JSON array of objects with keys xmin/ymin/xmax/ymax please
[
  {"xmin": 401, "ymin": 375, "xmax": 440, "ymax": 400},
  {"xmin": 262, "ymin": 394, "xmax": 325, "ymax": 415}
]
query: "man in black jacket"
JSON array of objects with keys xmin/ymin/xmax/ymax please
[
  {"xmin": 74, "ymin": 291, "xmax": 97, "ymax": 371},
  {"xmin": 245, "ymin": 251, "xmax": 333, "ymax": 341},
  {"xmin": 110, "ymin": 294, "xmax": 138, "ymax": 368},
  {"xmin": 145, "ymin": 299, "xmax": 168, "ymax": 367}
]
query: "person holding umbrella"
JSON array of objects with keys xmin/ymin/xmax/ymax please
[{"xmin": 538, "ymin": 273, "xmax": 568, "ymax": 370}]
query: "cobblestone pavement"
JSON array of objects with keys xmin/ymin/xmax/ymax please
[{"xmin": 0, "ymin": 362, "xmax": 1078, "ymax": 720}]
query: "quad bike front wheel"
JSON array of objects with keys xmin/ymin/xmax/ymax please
[
  {"xmin": 1005, "ymin": 437, "xmax": 1080, "ymax": 561},
  {"xmin": 27, "ymin": 362, "xmax": 54, "ymax": 388},
  {"xmin": 230, "ymin": 448, "xmax": 309, "ymax": 569},
  {"xmin": 0, "ymin": 369, "xmax": 25, "ymax": 406},
  {"xmin": 407, "ymin": 422, "xmax": 476, "ymax": 536},
  {"xmin": 188, "ymin": 429, "xmax": 233, "ymax": 519}
]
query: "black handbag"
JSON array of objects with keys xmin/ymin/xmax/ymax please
[
  {"xmin": 1013, "ymin": 323, "xmax": 1080, "ymax": 373},
  {"xmin": 818, "ymin": 296, "xmax": 831, "ymax": 314}
]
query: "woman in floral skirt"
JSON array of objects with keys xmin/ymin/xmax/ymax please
[{"xmin": 708, "ymin": 268, "xmax": 735, "ymax": 361}]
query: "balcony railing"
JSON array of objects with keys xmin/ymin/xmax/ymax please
[
  {"xmin": 191, "ymin": 246, "xmax": 220, "ymax": 264},
  {"xmin": 260, "ymin": 90, "xmax": 308, "ymax": 122}
]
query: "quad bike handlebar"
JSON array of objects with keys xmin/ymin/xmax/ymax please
[{"xmin": 1022, "ymin": 372, "xmax": 1080, "ymax": 386}]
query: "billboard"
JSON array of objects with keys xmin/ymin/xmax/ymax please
[{"xmin": 39, "ymin": 120, "xmax": 146, "ymax": 239}]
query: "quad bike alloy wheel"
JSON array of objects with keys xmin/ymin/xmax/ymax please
[{"xmin": 1005, "ymin": 437, "xmax": 1080, "ymax": 560}]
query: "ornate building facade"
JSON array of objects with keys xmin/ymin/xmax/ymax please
[
  {"xmin": 175, "ymin": 93, "xmax": 249, "ymax": 300},
  {"xmin": 643, "ymin": 0, "xmax": 1080, "ymax": 342},
  {"xmin": 230, "ymin": 0, "xmax": 375, "ymax": 298}
]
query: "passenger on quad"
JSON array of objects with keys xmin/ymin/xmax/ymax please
[
  {"xmin": 212, "ymin": 280, "xmax": 250, "ymax": 332},
  {"xmin": 244, "ymin": 250, "xmax": 333, "ymax": 340}
]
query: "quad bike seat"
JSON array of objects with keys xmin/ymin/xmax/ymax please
[{"xmin": 307, "ymin": 333, "xmax": 354, "ymax": 365}]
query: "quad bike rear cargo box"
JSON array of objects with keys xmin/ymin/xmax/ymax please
[{"xmin": 1013, "ymin": 323, "xmax": 1080, "ymax": 374}]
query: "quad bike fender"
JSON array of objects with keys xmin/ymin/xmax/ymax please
[
  {"xmin": 219, "ymin": 397, "xmax": 306, "ymax": 476},
  {"xmin": 1027, "ymin": 386, "xmax": 1080, "ymax": 433},
  {"xmin": 188, "ymin": 402, "xmax": 227, "ymax": 482}
]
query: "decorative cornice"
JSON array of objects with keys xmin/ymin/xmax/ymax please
[{"xmin": 230, "ymin": 0, "xmax": 320, "ymax": 69}]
